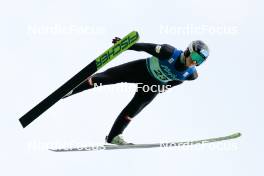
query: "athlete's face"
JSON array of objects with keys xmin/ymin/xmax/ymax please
[{"xmin": 185, "ymin": 56, "xmax": 197, "ymax": 67}]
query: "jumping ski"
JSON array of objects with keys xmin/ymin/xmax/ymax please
[
  {"xmin": 49, "ymin": 132, "xmax": 241, "ymax": 152},
  {"xmin": 19, "ymin": 31, "xmax": 139, "ymax": 128}
]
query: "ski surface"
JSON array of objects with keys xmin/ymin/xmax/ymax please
[
  {"xmin": 50, "ymin": 132, "xmax": 241, "ymax": 152},
  {"xmin": 19, "ymin": 31, "xmax": 139, "ymax": 128}
]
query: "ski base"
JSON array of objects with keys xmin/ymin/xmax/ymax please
[{"xmin": 49, "ymin": 132, "xmax": 241, "ymax": 152}]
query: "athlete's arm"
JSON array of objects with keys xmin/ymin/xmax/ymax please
[
  {"xmin": 112, "ymin": 37, "xmax": 175, "ymax": 59},
  {"xmin": 186, "ymin": 71, "xmax": 198, "ymax": 80},
  {"xmin": 129, "ymin": 43, "xmax": 175, "ymax": 60},
  {"xmin": 164, "ymin": 72, "xmax": 197, "ymax": 89}
]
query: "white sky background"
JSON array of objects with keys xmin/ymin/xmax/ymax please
[{"xmin": 0, "ymin": 0, "xmax": 263, "ymax": 175}]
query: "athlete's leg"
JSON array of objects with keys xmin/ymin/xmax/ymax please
[
  {"xmin": 106, "ymin": 85, "xmax": 159, "ymax": 143},
  {"xmin": 63, "ymin": 59, "xmax": 153, "ymax": 98}
]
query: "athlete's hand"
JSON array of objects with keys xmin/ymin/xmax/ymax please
[{"xmin": 112, "ymin": 37, "xmax": 121, "ymax": 44}]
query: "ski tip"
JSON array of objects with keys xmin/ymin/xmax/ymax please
[
  {"xmin": 130, "ymin": 30, "xmax": 139, "ymax": 34},
  {"xmin": 128, "ymin": 31, "xmax": 139, "ymax": 39},
  {"xmin": 232, "ymin": 132, "xmax": 242, "ymax": 138}
]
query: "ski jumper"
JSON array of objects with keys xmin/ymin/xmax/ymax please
[{"xmin": 71, "ymin": 43, "xmax": 198, "ymax": 142}]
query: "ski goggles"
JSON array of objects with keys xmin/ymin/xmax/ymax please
[{"xmin": 190, "ymin": 51, "xmax": 206, "ymax": 66}]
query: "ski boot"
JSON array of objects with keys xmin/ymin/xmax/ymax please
[{"xmin": 106, "ymin": 135, "xmax": 133, "ymax": 145}]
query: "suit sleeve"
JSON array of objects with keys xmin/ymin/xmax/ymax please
[
  {"xmin": 129, "ymin": 43, "xmax": 175, "ymax": 60},
  {"xmin": 186, "ymin": 71, "xmax": 198, "ymax": 81}
]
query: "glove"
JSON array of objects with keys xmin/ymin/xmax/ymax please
[{"xmin": 112, "ymin": 37, "xmax": 121, "ymax": 44}]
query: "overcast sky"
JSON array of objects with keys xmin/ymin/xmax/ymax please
[{"xmin": 0, "ymin": 0, "xmax": 263, "ymax": 176}]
